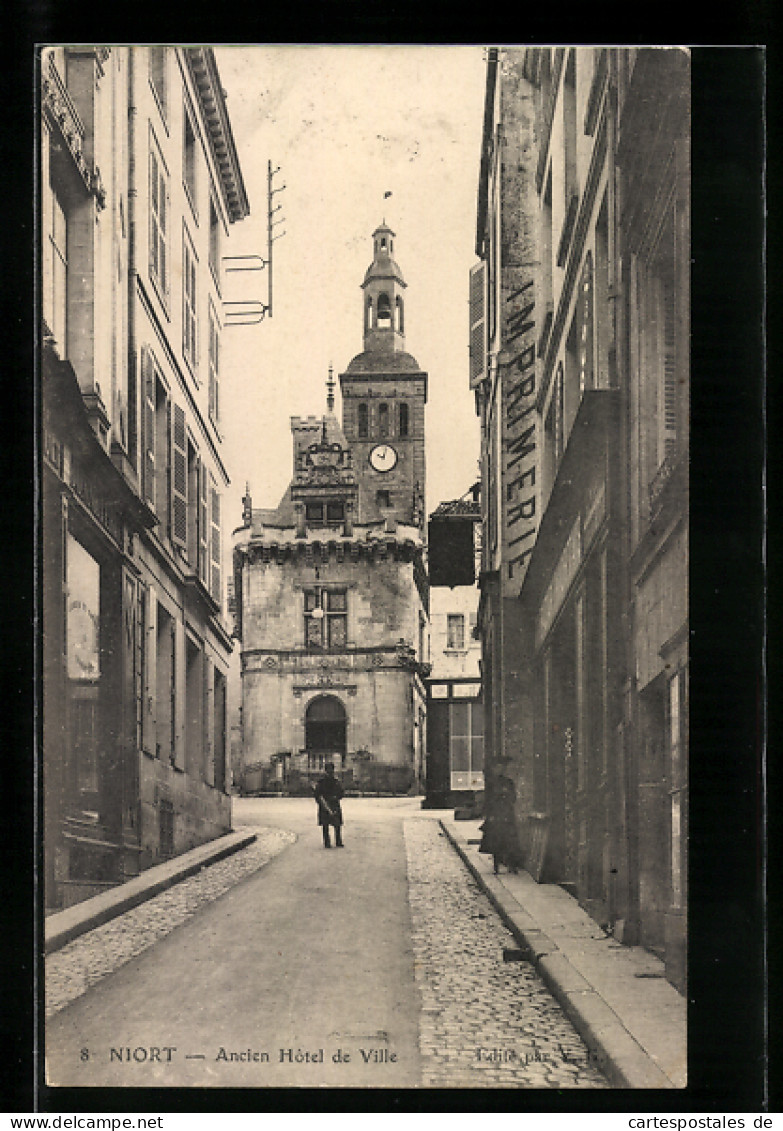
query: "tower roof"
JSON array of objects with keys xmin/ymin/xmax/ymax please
[
  {"xmin": 342, "ymin": 349, "xmax": 423, "ymax": 375},
  {"xmin": 363, "ymin": 223, "xmax": 406, "ymax": 288}
]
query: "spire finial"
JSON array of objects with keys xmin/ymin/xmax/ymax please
[{"xmin": 326, "ymin": 363, "xmax": 335, "ymax": 413}]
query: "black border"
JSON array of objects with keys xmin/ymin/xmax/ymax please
[{"xmin": 6, "ymin": 25, "xmax": 769, "ymax": 1115}]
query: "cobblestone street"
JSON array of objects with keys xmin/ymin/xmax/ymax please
[
  {"xmin": 46, "ymin": 801, "xmax": 609, "ymax": 1088},
  {"xmin": 404, "ymin": 818, "xmax": 608, "ymax": 1088}
]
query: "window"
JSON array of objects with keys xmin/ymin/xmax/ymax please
[
  {"xmin": 209, "ymin": 471, "xmax": 222, "ymax": 606},
  {"xmin": 398, "ymin": 402, "xmax": 409, "ymax": 437},
  {"xmin": 305, "ymin": 501, "xmax": 345, "ymax": 527},
  {"xmin": 304, "ymin": 588, "xmax": 348, "ymax": 650},
  {"xmin": 183, "ymin": 231, "xmax": 198, "ymax": 372},
  {"xmin": 395, "ymin": 295, "xmax": 404, "ymax": 333},
  {"xmin": 149, "ymin": 47, "xmax": 168, "ymax": 119},
  {"xmin": 365, "ymin": 297, "xmax": 373, "ymax": 332},
  {"xmin": 43, "ymin": 153, "xmax": 68, "ymax": 351},
  {"xmin": 208, "ymin": 303, "xmax": 220, "ymax": 425},
  {"xmin": 450, "ymin": 699, "xmax": 484, "ymax": 789},
  {"xmin": 141, "ymin": 347, "xmax": 172, "ymax": 524},
  {"xmin": 376, "ymin": 489, "xmax": 391, "ymax": 509},
  {"xmin": 170, "ymin": 402, "xmax": 188, "ymax": 550},
  {"xmin": 378, "ymin": 403, "xmax": 389, "ymax": 438},
  {"xmin": 447, "ymin": 614, "xmax": 466, "ymax": 651},
  {"xmin": 209, "ymin": 196, "xmax": 221, "ymax": 286},
  {"xmin": 183, "ymin": 106, "xmax": 197, "ymax": 217},
  {"xmin": 149, "ymin": 142, "xmax": 169, "ymax": 299},
  {"xmin": 357, "ymin": 403, "xmax": 369, "ymax": 438}
]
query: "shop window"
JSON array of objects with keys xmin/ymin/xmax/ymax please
[
  {"xmin": 449, "ymin": 699, "xmax": 484, "ymax": 790},
  {"xmin": 304, "ymin": 588, "xmax": 348, "ymax": 650},
  {"xmin": 65, "ymin": 535, "xmax": 101, "ymax": 796}
]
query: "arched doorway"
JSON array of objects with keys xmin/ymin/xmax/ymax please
[{"xmin": 305, "ymin": 695, "xmax": 347, "ymax": 771}]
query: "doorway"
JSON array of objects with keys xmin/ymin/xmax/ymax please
[{"xmin": 305, "ymin": 695, "xmax": 347, "ymax": 770}]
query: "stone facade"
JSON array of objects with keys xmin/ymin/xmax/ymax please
[
  {"xmin": 234, "ymin": 227, "xmax": 430, "ymax": 795},
  {"xmin": 41, "ymin": 47, "xmax": 249, "ymax": 909},
  {"xmin": 471, "ymin": 48, "xmax": 689, "ymax": 990}
]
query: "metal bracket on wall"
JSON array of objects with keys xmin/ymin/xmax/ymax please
[{"xmin": 223, "ymin": 161, "xmax": 285, "ymax": 325}]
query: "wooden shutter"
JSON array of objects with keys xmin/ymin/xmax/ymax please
[
  {"xmin": 209, "ymin": 472, "xmax": 222, "ymax": 605},
  {"xmin": 159, "ymin": 164, "xmax": 168, "ymax": 295},
  {"xmin": 142, "ymin": 349, "xmax": 156, "ymax": 509},
  {"xmin": 469, "ymin": 260, "xmax": 486, "ymax": 390},
  {"xmin": 198, "ymin": 457, "xmax": 209, "ymax": 586},
  {"xmin": 149, "ymin": 150, "xmax": 159, "ymax": 284},
  {"xmin": 208, "ymin": 311, "xmax": 220, "ymax": 423},
  {"xmin": 170, "ymin": 403, "xmax": 188, "ymax": 549}
]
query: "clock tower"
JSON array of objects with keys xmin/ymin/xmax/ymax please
[{"xmin": 339, "ymin": 224, "xmax": 427, "ymax": 533}]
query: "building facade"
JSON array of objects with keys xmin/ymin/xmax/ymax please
[
  {"xmin": 233, "ymin": 227, "xmax": 430, "ymax": 796},
  {"xmin": 41, "ymin": 46, "xmax": 249, "ymax": 909},
  {"xmin": 425, "ymin": 493, "xmax": 484, "ymax": 807},
  {"xmin": 470, "ymin": 48, "xmax": 689, "ymax": 990}
]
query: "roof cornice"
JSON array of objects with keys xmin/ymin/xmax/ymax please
[{"xmin": 183, "ymin": 47, "xmax": 250, "ymax": 224}]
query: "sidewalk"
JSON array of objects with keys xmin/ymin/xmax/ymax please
[
  {"xmin": 440, "ymin": 814, "xmax": 687, "ymax": 1090},
  {"xmin": 45, "ymin": 829, "xmax": 258, "ymax": 954}
]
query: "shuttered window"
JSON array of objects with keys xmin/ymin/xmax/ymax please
[
  {"xmin": 198, "ymin": 458, "xmax": 209, "ymax": 586},
  {"xmin": 149, "ymin": 143, "xmax": 169, "ymax": 299},
  {"xmin": 208, "ymin": 304, "xmax": 220, "ymax": 425},
  {"xmin": 469, "ymin": 260, "xmax": 486, "ymax": 389},
  {"xmin": 209, "ymin": 472, "xmax": 222, "ymax": 606},
  {"xmin": 183, "ymin": 232, "xmax": 198, "ymax": 372},
  {"xmin": 141, "ymin": 348, "xmax": 156, "ymax": 509},
  {"xmin": 170, "ymin": 403, "xmax": 188, "ymax": 550}
]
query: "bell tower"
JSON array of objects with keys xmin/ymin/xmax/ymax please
[
  {"xmin": 340, "ymin": 224, "xmax": 428, "ymax": 532},
  {"xmin": 362, "ymin": 223, "xmax": 407, "ymax": 355}
]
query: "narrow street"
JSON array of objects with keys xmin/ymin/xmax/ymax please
[{"xmin": 46, "ymin": 799, "xmax": 606, "ymax": 1089}]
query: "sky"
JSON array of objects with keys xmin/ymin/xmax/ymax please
[{"xmin": 212, "ymin": 45, "xmax": 487, "ymax": 539}]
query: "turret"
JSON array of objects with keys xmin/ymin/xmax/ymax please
[{"xmin": 362, "ymin": 223, "xmax": 407, "ymax": 354}]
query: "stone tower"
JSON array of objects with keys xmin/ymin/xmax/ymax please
[{"xmin": 339, "ymin": 224, "xmax": 428, "ymax": 532}]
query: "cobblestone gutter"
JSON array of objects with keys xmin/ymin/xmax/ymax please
[
  {"xmin": 403, "ymin": 817, "xmax": 607, "ymax": 1089},
  {"xmin": 45, "ymin": 827, "xmax": 295, "ymax": 1019}
]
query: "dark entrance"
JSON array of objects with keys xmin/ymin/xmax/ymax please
[{"xmin": 305, "ymin": 695, "xmax": 347, "ymax": 770}]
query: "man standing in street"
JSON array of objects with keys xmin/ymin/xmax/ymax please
[{"xmin": 314, "ymin": 761, "xmax": 345, "ymax": 848}]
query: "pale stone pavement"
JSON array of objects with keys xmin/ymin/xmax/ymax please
[{"xmin": 45, "ymin": 798, "xmax": 607, "ymax": 1089}]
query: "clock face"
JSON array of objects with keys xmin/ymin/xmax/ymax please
[{"xmin": 369, "ymin": 444, "xmax": 398, "ymax": 473}]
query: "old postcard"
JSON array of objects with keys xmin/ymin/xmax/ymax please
[{"xmin": 38, "ymin": 43, "xmax": 760, "ymax": 1101}]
